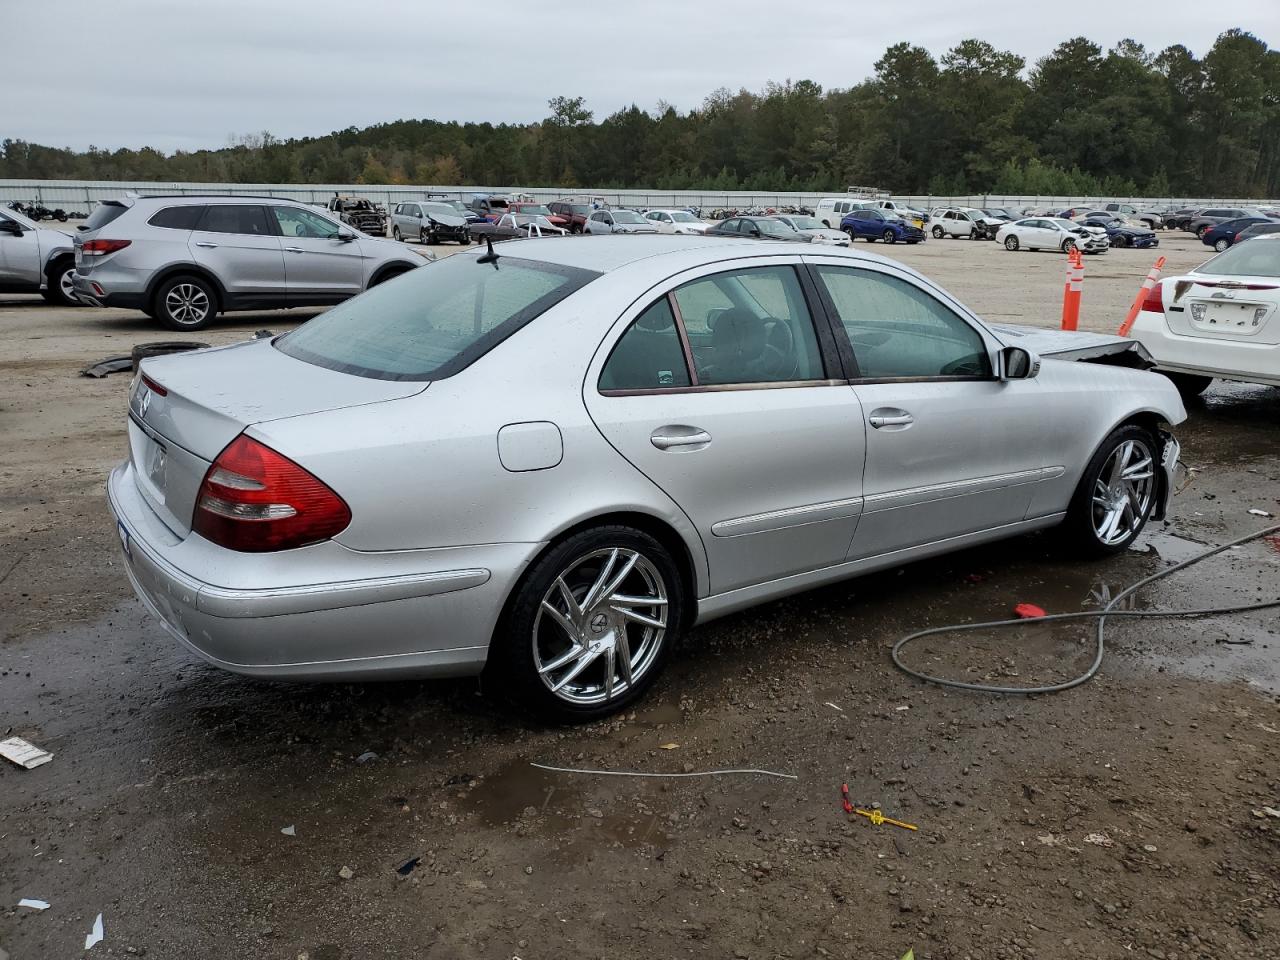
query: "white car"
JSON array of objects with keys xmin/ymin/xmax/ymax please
[
  {"xmin": 585, "ymin": 209, "xmax": 660, "ymax": 235},
  {"xmin": 929, "ymin": 207, "xmax": 1001, "ymax": 240},
  {"xmin": 1128, "ymin": 235, "xmax": 1280, "ymax": 395},
  {"xmin": 771, "ymin": 214, "xmax": 850, "ymax": 246},
  {"xmin": 997, "ymin": 218, "xmax": 1110, "ymax": 255},
  {"xmin": 643, "ymin": 209, "xmax": 709, "ymax": 235}
]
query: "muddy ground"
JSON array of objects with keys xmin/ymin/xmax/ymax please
[{"xmin": 1, "ymin": 232, "xmax": 1279, "ymax": 960}]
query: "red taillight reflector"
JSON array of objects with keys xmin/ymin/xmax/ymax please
[
  {"xmin": 193, "ymin": 435, "xmax": 350, "ymax": 552},
  {"xmin": 1141, "ymin": 283, "xmax": 1164, "ymax": 313},
  {"xmin": 80, "ymin": 239, "xmax": 131, "ymax": 256},
  {"xmin": 140, "ymin": 373, "xmax": 168, "ymax": 396}
]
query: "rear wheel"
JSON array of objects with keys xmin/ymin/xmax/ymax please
[
  {"xmin": 932, "ymin": 225, "xmax": 945, "ymax": 239},
  {"xmin": 1164, "ymin": 372, "xmax": 1213, "ymax": 399},
  {"xmin": 153, "ymin": 274, "xmax": 216, "ymax": 331},
  {"xmin": 1213, "ymin": 237, "xmax": 1230, "ymax": 252},
  {"xmin": 1063, "ymin": 426, "xmax": 1159, "ymax": 557},
  {"xmin": 42, "ymin": 258, "xmax": 81, "ymax": 306},
  {"xmin": 392, "ymin": 226, "xmax": 402, "ymax": 241},
  {"xmin": 1004, "ymin": 235, "xmax": 1020, "ymax": 251},
  {"xmin": 1196, "ymin": 225, "xmax": 1210, "ymax": 239},
  {"xmin": 488, "ymin": 525, "xmax": 685, "ymax": 722}
]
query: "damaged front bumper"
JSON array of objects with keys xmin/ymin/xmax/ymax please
[{"xmin": 1152, "ymin": 430, "xmax": 1181, "ymax": 522}]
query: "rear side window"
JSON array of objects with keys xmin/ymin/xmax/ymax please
[
  {"xmin": 84, "ymin": 202, "xmax": 129, "ymax": 230},
  {"xmin": 276, "ymin": 255, "xmax": 599, "ymax": 381},
  {"xmin": 814, "ymin": 266, "xmax": 990, "ymax": 379},
  {"xmin": 599, "ymin": 299, "xmax": 691, "ymax": 391},
  {"xmin": 148, "ymin": 205, "xmax": 205, "ymax": 230},
  {"xmin": 197, "ymin": 205, "xmax": 272, "ymax": 236}
]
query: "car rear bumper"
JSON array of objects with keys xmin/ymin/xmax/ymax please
[
  {"xmin": 1128, "ymin": 312, "xmax": 1280, "ymax": 386},
  {"xmin": 107, "ymin": 460, "xmax": 540, "ymax": 680},
  {"xmin": 72, "ymin": 273, "xmax": 148, "ymax": 309}
]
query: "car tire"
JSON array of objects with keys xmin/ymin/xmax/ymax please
[
  {"xmin": 1063, "ymin": 425, "xmax": 1160, "ymax": 558},
  {"xmin": 1004, "ymin": 235, "xmax": 1020, "ymax": 251},
  {"xmin": 42, "ymin": 257, "xmax": 81, "ymax": 306},
  {"xmin": 1213, "ymin": 238, "xmax": 1230, "ymax": 252},
  {"xmin": 459, "ymin": 232, "xmax": 470, "ymax": 245},
  {"xmin": 1062, "ymin": 238, "xmax": 1077, "ymax": 254},
  {"xmin": 932, "ymin": 225, "xmax": 944, "ymax": 239},
  {"xmin": 1115, "ymin": 234, "xmax": 1130, "ymax": 248},
  {"xmin": 392, "ymin": 226, "xmax": 402, "ymax": 241},
  {"xmin": 153, "ymin": 274, "xmax": 217, "ymax": 331},
  {"xmin": 488, "ymin": 525, "xmax": 686, "ymax": 723},
  {"xmin": 882, "ymin": 229, "xmax": 896, "ymax": 244},
  {"xmin": 1164, "ymin": 372, "xmax": 1213, "ymax": 399}
]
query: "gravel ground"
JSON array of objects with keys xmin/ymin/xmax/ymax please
[{"xmin": 2, "ymin": 230, "xmax": 1279, "ymax": 960}]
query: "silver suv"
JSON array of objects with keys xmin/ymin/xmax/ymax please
[
  {"xmin": 0, "ymin": 206, "xmax": 79, "ymax": 304},
  {"xmin": 72, "ymin": 195, "xmax": 426, "ymax": 330}
]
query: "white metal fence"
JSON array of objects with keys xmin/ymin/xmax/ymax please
[{"xmin": 1, "ymin": 179, "xmax": 1276, "ymax": 213}]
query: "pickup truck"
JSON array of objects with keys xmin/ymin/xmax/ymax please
[{"xmin": 0, "ymin": 207, "xmax": 79, "ymax": 304}]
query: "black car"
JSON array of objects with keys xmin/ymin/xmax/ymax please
[
  {"xmin": 706, "ymin": 216, "xmax": 812, "ymax": 242},
  {"xmin": 1078, "ymin": 215, "xmax": 1160, "ymax": 249}
]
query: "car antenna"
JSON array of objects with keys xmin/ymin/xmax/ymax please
[{"xmin": 477, "ymin": 236, "xmax": 500, "ymax": 269}]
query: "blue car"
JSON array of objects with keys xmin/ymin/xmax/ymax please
[
  {"xmin": 1078, "ymin": 216, "xmax": 1160, "ymax": 250},
  {"xmin": 841, "ymin": 208, "xmax": 925, "ymax": 244},
  {"xmin": 1202, "ymin": 216, "xmax": 1273, "ymax": 252}
]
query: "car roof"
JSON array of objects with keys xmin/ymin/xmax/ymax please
[{"xmin": 470, "ymin": 233, "xmax": 916, "ymax": 275}]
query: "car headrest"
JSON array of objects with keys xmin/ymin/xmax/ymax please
[{"xmin": 712, "ymin": 308, "xmax": 766, "ymax": 361}]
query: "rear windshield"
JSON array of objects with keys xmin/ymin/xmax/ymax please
[
  {"xmin": 84, "ymin": 202, "xmax": 129, "ymax": 230},
  {"xmin": 1199, "ymin": 238, "xmax": 1280, "ymax": 278},
  {"xmin": 276, "ymin": 255, "xmax": 600, "ymax": 381}
]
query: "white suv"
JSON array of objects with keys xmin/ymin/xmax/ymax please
[
  {"xmin": 929, "ymin": 207, "xmax": 1001, "ymax": 240},
  {"xmin": 72, "ymin": 196, "xmax": 425, "ymax": 330}
]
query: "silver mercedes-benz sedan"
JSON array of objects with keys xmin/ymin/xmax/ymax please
[{"xmin": 108, "ymin": 235, "xmax": 1185, "ymax": 720}]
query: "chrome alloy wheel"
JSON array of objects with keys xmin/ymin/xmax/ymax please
[
  {"xmin": 533, "ymin": 547, "xmax": 669, "ymax": 706},
  {"xmin": 165, "ymin": 283, "xmax": 210, "ymax": 326},
  {"xmin": 1091, "ymin": 438, "xmax": 1155, "ymax": 546},
  {"xmin": 59, "ymin": 267, "xmax": 79, "ymax": 303}
]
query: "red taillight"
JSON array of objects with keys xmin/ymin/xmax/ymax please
[
  {"xmin": 81, "ymin": 239, "xmax": 131, "ymax": 256},
  {"xmin": 193, "ymin": 435, "xmax": 350, "ymax": 552},
  {"xmin": 140, "ymin": 373, "xmax": 168, "ymax": 396},
  {"xmin": 1141, "ymin": 283, "xmax": 1164, "ymax": 313}
]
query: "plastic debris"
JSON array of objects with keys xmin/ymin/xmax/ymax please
[
  {"xmin": 396, "ymin": 856, "xmax": 421, "ymax": 876},
  {"xmin": 1248, "ymin": 509, "xmax": 1273, "ymax": 517},
  {"xmin": 1083, "ymin": 832, "xmax": 1115, "ymax": 847},
  {"xmin": 840, "ymin": 783, "xmax": 854, "ymax": 814},
  {"xmin": 0, "ymin": 737, "xmax": 53, "ymax": 770},
  {"xmin": 338, "ymin": 865, "xmax": 355, "ymax": 880},
  {"xmin": 1013, "ymin": 603, "xmax": 1047, "ymax": 619},
  {"xmin": 84, "ymin": 913, "xmax": 104, "ymax": 950},
  {"xmin": 281, "ymin": 825, "xmax": 296, "ymax": 837},
  {"xmin": 1263, "ymin": 807, "xmax": 1280, "ymax": 819},
  {"xmin": 824, "ymin": 702, "xmax": 844, "ymax": 712},
  {"xmin": 901, "ymin": 951, "xmax": 915, "ymax": 960},
  {"xmin": 17, "ymin": 898, "xmax": 50, "ymax": 910},
  {"xmin": 851, "ymin": 806, "xmax": 918, "ymax": 831},
  {"xmin": 657, "ymin": 743, "xmax": 679, "ymax": 750},
  {"xmin": 355, "ymin": 751, "xmax": 378, "ymax": 764}
]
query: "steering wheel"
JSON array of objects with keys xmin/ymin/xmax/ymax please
[{"xmin": 759, "ymin": 317, "xmax": 798, "ymax": 379}]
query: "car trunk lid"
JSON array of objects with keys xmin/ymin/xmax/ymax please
[
  {"xmin": 1165, "ymin": 275, "xmax": 1280, "ymax": 343},
  {"xmin": 128, "ymin": 338, "xmax": 428, "ymax": 537}
]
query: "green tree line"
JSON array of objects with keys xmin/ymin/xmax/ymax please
[{"xmin": 4, "ymin": 30, "xmax": 1278, "ymax": 197}]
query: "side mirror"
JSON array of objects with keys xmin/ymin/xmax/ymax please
[
  {"xmin": 336, "ymin": 231, "xmax": 356, "ymax": 243},
  {"xmin": 749, "ymin": 228, "xmax": 761, "ymax": 237},
  {"xmin": 1000, "ymin": 346, "xmax": 1040, "ymax": 381},
  {"xmin": 0, "ymin": 219, "xmax": 23, "ymax": 236}
]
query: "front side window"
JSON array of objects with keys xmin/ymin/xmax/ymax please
[
  {"xmin": 197, "ymin": 204, "xmax": 272, "ymax": 236},
  {"xmin": 814, "ymin": 266, "xmax": 990, "ymax": 379},
  {"xmin": 599, "ymin": 298, "xmax": 691, "ymax": 391},
  {"xmin": 277, "ymin": 255, "xmax": 599, "ymax": 381},
  {"xmin": 673, "ymin": 265, "xmax": 825, "ymax": 385},
  {"xmin": 271, "ymin": 206, "xmax": 342, "ymax": 239}
]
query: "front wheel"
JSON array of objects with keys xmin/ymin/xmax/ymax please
[
  {"xmin": 1062, "ymin": 238, "xmax": 1077, "ymax": 254},
  {"xmin": 488, "ymin": 526, "xmax": 685, "ymax": 722},
  {"xmin": 1062, "ymin": 426, "xmax": 1158, "ymax": 557},
  {"xmin": 1004, "ymin": 235, "xmax": 1020, "ymax": 251},
  {"xmin": 153, "ymin": 275, "xmax": 216, "ymax": 331},
  {"xmin": 882, "ymin": 229, "xmax": 896, "ymax": 244},
  {"xmin": 932, "ymin": 225, "xmax": 945, "ymax": 239}
]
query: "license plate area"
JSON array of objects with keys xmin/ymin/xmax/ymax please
[{"xmin": 1190, "ymin": 299, "xmax": 1266, "ymax": 337}]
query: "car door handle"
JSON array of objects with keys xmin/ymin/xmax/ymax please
[
  {"xmin": 283, "ymin": 246, "xmax": 304, "ymax": 253},
  {"xmin": 868, "ymin": 409, "xmax": 915, "ymax": 429},
  {"xmin": 650, "ymin": 428, "xmax": 712, "ymax": 450},
  {"xmin": 193, "ymin": 241, "xmax": 218, "ymax": 248}
]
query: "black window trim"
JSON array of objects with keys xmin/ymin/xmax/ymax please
[
  {"xmin": 804, "ymin": 260, "xmax": 997, "ymax": 385},
  {"xmin": 276, "ymin": 256, "xmax": 601, "ymax": 383},
  {"xmin": 193, "ymin": 202, "xmax": 275, "ymax": 237},
  {"xmin": 146, "ymin": 204, "xmax": 207, "ymax": 230},
  {"xmin": 596, "ymin": 262, "xmax": 845, "ymax": 397}
]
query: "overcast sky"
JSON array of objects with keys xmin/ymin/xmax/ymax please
[{"xmin": 4, "ymin": 0, "xmax": 1273, "ymax": 153}]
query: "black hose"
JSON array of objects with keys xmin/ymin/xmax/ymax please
[{"xmin": 891, "ymin": 524, "xmax": 1280, "ymax": 695}]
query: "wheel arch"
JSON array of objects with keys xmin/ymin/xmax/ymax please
[
  {"xmin": 368, "ymin": 259, "xmax": 422, "ymax": 287},
  {"xmin": 144, "ymin": 263, "xmax": 226, "ymax": 313}
]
